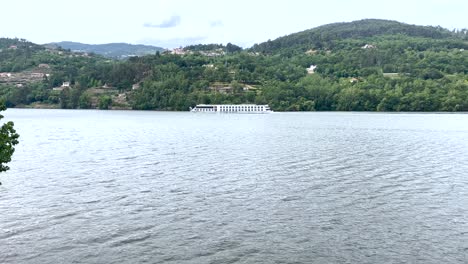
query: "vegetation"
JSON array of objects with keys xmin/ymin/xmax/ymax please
[
  {"xmin": 98, "ymin": 95, "xmax": 112, "ymax": 110},
  {"xmin": 45, "ymin": 41, "xmax": 165, "ymax": 59},
  {"xmin": 0, "ymin": 103, "xmax": 19, "ymax": 184},
  {"xmin": 1, "ymin": 19, "xmax": 467, "ymax": 111},
  {"xmin": 185, "ymin": 43, "xmax": 243, "ymax": 53},
  {"xmin": 0, "ymin": 38, "xmax": 46, "ymax": 72},
  {"xmin": 251, "ymin": 19, "xmax": 468, "ymax": 54}
]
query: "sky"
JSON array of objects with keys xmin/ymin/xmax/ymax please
[{"xmin": 1, "ymin": 0, "xmax": 467, "ymax": 49}]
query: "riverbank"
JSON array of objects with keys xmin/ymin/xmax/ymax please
[{"xmin": 13, "ymin": 102, "xmax": 132, "ymax": 110}]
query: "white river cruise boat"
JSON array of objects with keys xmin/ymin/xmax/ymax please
[{"xmin": 190, "ymin": 104, "xmax": 273, "ymax": 113}]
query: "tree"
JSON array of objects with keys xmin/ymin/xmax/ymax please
[
  {"xmin": 0, "ymin": 103, "xmax": 19, "ymax": 184},
  {"xmin": 98, "ymin": 95, "xmax": 112, "ymax": 110},
  {"xmin": 226, "ymin": 43, "xmax": 242, "ymax": 53},
  {"xmin": 78, "ymin": 92, "xmax": 92, "ymax": 109}
]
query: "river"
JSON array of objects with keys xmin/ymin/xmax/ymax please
[{"xmin": 1, "ymin": 109, "xmax": 467, "ymax": 263}]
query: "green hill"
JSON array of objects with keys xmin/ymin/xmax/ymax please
[
  {"xmin": 0, "ymin": 38, "xmax": 115, "ymax": 108},
  {"xmin": 251, "ymin": 19, "xmax": 468, "ymax": 54},
  {"xmin": 0, "ymin": 38, "xmax": 46, "ymax": 72},
  {"xmin": 47, "ymin": 41, "xmax": 165, "ymax": 59}
]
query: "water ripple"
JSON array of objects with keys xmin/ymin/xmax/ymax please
[{"xmin": 1, "ymin": 110, "xmax": 468, "ymax": 264}]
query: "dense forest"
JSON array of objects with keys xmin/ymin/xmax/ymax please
[{"xmin": 1, "ymin": 19, "xmax": 467, "ymax": 111}]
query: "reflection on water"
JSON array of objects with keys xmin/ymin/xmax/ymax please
[{"xmin": 1, "ymin": 110, "xmax": 467, "ymax": 263}]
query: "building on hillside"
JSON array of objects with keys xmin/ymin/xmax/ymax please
[
  {"xmin": 0, "ymin": 72, "xmax": 12, "ymax": 78},
  {"xmin": 53, "ymin": 81, "xmax": 70, "ymax": 91},
  {"xmin": 31, "ymin": 73, "xmax": 44, "ymax": 78},
  {"xmin": 171, "ymin": 48, "xmax": 186, "ymax": 55},
  {"xmin": 242, "ymin": 85, "xmax": 256, "ymax": 91},
  {"xmin": 362, "ymin": 44, "xmax": 376, "ymax": 49},
  {"xmin": 307, "ymin": 65, "xmax": 317, "ymax": 74},
  {"xmin": 209, "ymin": 86, "xmax": 233, "ymax": 94}
]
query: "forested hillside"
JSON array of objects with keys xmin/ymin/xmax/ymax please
[
  {"xmin": 1, "ymin": 19, "xmax": 467, "ymax": 111},
  {"xmin": 251, "ymin": 19, "xmax": 468, "ymax": 54},
  {"xmin": 0, "ymin": 38, "xmax": 46, "ymax": 72},
  {"xmin": 47, "ymin": 42, "xmax": 165, "ymax": 59}
]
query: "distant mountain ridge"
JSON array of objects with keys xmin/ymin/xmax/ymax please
[
  {"xmin": 46, "ymin": 41, "xmax": 165, "ymax": 59},
  {"xmin": 251, "ymin": 19, "xmax": 467, "ymax": 54}
]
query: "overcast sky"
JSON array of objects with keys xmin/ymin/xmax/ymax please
[{"xmin": 1, "ymin": 0, "xmax": 466, "ymax": 48}]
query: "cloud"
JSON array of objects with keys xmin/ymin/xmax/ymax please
[
  {"xmin": 144, "ymin": 15, "xmax": 181, "ymax": 28},
  {"xmin": 210, "ymin": 20, "xmax": 223, "ymax": 28}
]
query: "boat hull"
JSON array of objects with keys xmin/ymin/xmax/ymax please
[{"xmin": 190, "ymin": 104, "xmax": 273, "ymax": 113}]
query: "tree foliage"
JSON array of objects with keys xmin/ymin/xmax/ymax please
[{"xmin": 0, "ymin": 103, "xmax": 19, "ymax": 178}]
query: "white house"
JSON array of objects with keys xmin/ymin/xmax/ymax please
[
  {"xmin": 0, "ymin": 72, "xmax": 12, "ymax": 78},
  {"xmin": 307, "ymin": 65, "xmax": 317, "ymax": 74},
  {"xmin": 362, "ymin": 44, "xmax": 376, "ymax": 49}
]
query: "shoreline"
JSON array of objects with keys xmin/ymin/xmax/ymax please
[{"xmin": 7, "ymin": 106, "xmax": 468, "ymax": 114}]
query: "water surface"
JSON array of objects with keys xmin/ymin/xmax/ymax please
[{"xmin": 1, "ymin": 109, "xmax": 467, "ymax": 263}]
